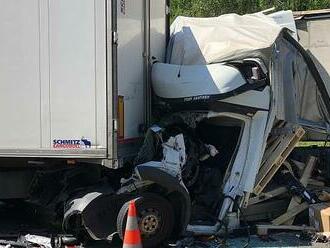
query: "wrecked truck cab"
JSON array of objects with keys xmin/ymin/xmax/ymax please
[
  {"xmin": 64, "ymin": 10, "xmax": 330, "ymax": 247},
  {"xmin": 145, "ymin": 12, "xmax": 330, "ymax": 237}
]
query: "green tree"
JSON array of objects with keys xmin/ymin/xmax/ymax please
[{"xmin": 170, "ymin": 0, "xmax": 330, "ymax": 21}]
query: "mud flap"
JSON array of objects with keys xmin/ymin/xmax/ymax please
[{"xmin": 63, "ymin": 189, "xmax": 130, "ymax": 240}]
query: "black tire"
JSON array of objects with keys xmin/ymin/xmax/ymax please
[{"xmin": 117, "ymin": 194, "xmax": 175, "ymax": 248}]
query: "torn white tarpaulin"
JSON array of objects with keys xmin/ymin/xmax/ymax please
[
  {"xmin": 167, "ymin": 13, "xmax": 283, "ymax": 65},
  {"xmin": 268, "ymin": 10, "xmax": 297, "ymax": 40}
]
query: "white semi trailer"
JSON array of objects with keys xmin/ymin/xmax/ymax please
[
  {"xmin": 1, "ymin": 1, "xmax": 330, "ymax": 247},
  {"xmin": 0, "ymin": 0, "xmax": 167, "ymax": 162},
  {"xmin": 0, "ymin": 0, "xmax": 170, "ymax": 246}
]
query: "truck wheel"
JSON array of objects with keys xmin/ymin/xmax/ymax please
[{"xmin": 117, "ymin": 194, "xmax": 175, "ymax": 248}]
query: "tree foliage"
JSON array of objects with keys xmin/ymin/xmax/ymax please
[{"xmin": 170, "ymin": 0, "xmax": 330, "ymax": 21}]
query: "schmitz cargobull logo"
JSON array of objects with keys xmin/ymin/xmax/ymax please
[{"xmin": 53, "ymin": 139, "xmax": 92, "ymax": 149}]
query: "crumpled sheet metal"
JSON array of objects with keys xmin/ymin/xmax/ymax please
[{"xmin": 168, "ymin": 13, "xmax": 282, "ymax": 65}]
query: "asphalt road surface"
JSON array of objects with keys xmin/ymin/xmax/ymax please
[{"xmin": 0, "ymin": 201, "xmax": 328, "ymax": 248}]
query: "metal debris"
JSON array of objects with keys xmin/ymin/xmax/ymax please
[{"xmin": 23, "ymin": 235, "xmax": 51, "ymax": 248}]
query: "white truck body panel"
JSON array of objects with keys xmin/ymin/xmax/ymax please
[
  {"xmin": 150, "ymin": 0, "xmax": 167, "ymax": 62},
  {"xmin": 0, "ymin": 0, "xmax": 107, "ymax": 157},
  {"xmin": 117, "ymin": 0, "xmax": 145, "ymax": 140},
  {"xmin": 152, "ymin": 63, "xmax": 247, "ymax": 99},
  {"xmin": 0, "ymin": 0, "xmax": 168, "ymax": 159},
  {"xmin": 117, "ymin": 0, "xmax": 167, "ymax": 141}
]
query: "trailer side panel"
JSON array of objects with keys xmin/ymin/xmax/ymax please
[{"xmin": 0, "ymin": 0, "xmax": 107, "ymax": 158}]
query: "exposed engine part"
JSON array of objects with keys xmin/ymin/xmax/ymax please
[
  {"xmin": 133, "ymin": 133, "xmax": 187, "ymax": 182},
  {"xmin": 133, "ymin": 121, "xmax": 207, "ymax": 188}
]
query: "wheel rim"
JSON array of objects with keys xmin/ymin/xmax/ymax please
[{"xmin": 139, "ymin": 208, "xmax": 161, "ymax": 238}]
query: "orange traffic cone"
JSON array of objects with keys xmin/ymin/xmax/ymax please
[{"xmin": 123, "ymin": 200, "xmax": 143, "ymax": 248}]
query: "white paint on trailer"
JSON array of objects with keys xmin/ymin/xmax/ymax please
[
  {"xmin": 117, "ymin": 0, "xmax": 167, "ymax": 140},
  {"xmin": 150, "ymin": 0, "xmax": 167, "ymax": 62},
  {"xmin": 0, "ymin": 0, "xmax": 41, "ymax": 149},
  {"xmin": 117, "ymin": 0, "xmax": 145, "ymax": 139},
  {"xmin": 0, "ymin": 0, "xmax": 167, "ymax": 159},
  {"xmin": 49, "ymin": 0, "xmax": 107, "ymax": 149},
  {"xmin": 0, "ymin": 0, "xmax": 107, "ymax": 156}
]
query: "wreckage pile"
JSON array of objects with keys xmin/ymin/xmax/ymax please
[
  {"xmin": 146, "ymin": 120, "xmax": 330, "ymax": 243},
  {"xmin": 243, "ymin": 121, "xmax": 330, "ymax": 237},
  {"xmin": 146, "ymin": 9, "xmax": 330, "ymax": 245}
]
